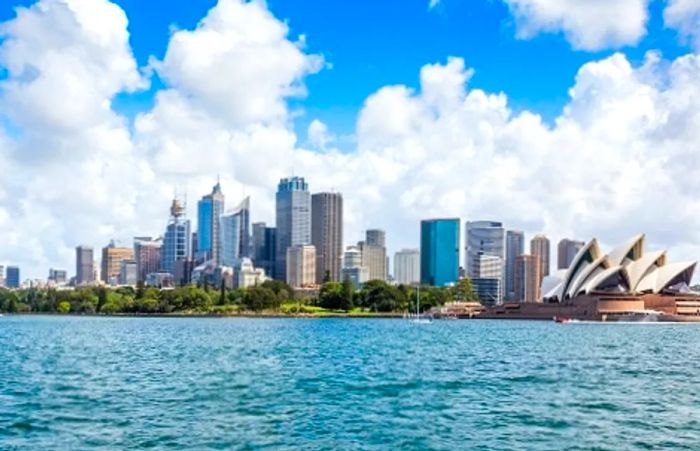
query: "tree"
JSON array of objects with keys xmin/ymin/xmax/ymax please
[
  {"xmin": 57, "ymin": 301, "xmax": 71, "ymax": 314},
  {"xmin": 135, "ymin": 280, "xmax": 145, "ymax": 299},
  {"xmin": 243, "ymin": 286, "xmax": 279, "ymax": 311},
  {"xmin": 218, "ymin": 279, "xmax": 226, "ymax": 306},
  {"xmin": 454, "ymin": 278, "xmax": 479, "ymax": 303},
  {"xmin": 322, "ymin": 270, "xmax": 331, "ymax": 284},
  {"xmin": 318, "ymin": 282, "xmax": 344, "ymax": 310},
  {"xmin": 341, "ymin": 279, "xmax": 355, "ymax": 311}
]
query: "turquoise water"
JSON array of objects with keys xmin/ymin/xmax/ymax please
[{"xmin": 1, "ymin": 317, "xmax": 700, "ymax": 450}]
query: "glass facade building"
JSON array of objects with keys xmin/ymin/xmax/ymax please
[
  {"xmin": 420, "ymin": 219, "xmax": 459, "ymax": 287},
  {"xmin": 6, "ymin": 266, "xmax": 20, "ymax": 289},
  {"xmin": 197, "ymin": 182, "xmax": 225, "ymax": 264},
  {"xmin": 275, "ymin": 177, "xmax": 311, "ymax": 280},
  {"xmin": 505, "ymin": 230, "xmax": 525, "ymax": 301},
  {"xmin": 162, "ymin": 199, "xmax": 192, "ymax": 274}
]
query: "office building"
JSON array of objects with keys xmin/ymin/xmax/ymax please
[
  {"xmin": 75, "ymin": 245, "xmax": 95, "ymax": 285},
  {"xmin": 531, "ymin": 234, "xmax": 550, "ymax": 285},
  {"xmin": 101, "ymin": 241, "xmax": 134, "ymax": 285},
  {"xmin": 311, "ymin": 192, "xmax": 343, "ymax": 283},
  {"xmin": 505, "ymin": 230, "xmax": 525, "ymax": 301},
  {"xmin": 236, "ymin": 258, "xmax": 269, "ymax": 288},
  {"xmin": 472, "ymin": 252, "xmax": 503, "ymax": 304},
  {"xmin": 48, "ymin": 269, "xmax": 67, "ymax": 285},
  {"xmin": 286, "ymin": 244, "xmax": 316, "ymax": 288},
  {"xmin": 359, "ymin": 229, "xmax": 387, "ymax": 281},
  {"xmin": 134, "ymin": 237, "xmax": 162, "ymax": 283},
  {"xmin": 162, "ymin": 198, "xmax": 192, "ymax": 274},
  {"xmin": 421, "ymin": 219, "xmax": 459, "ymax": 287},
  {"xmin": 197, "ymin": 182, "xmax": 225, "ymax": 264},
  {"xmin": 275, "ymin": 177, "xmax": 311, "ymax": 280},
  {"xmin": 6, "ymin": 266, "xmax": 20, "ymax": 289},
  {"xmin": 119, "ymin": 260, "xmax": 138, "ymax": 286},
  {"xmin": 558, "ymin": 238, "xmax": 585, "ymax": 270},
  {"xmin": 173, "ymin": 258, "xmax": 195, "ymax": 287},
  {"xmin": 252, "ymin": 223, "xmax": 276, "ymax": 280},
  {"xmin": 342, "ymin": 246, "xmax": 370, "ymax": 289},
  {"xmin": 465, "ymin": 221, "xmax": 505, "ymax": 277},
  {"xmin": 222, "ymin": 197, "xmax": 251, "ymax": 267},
  {"xmin": 515, "ymin": 254, "xmax": 541, "ymax": 303},
  {"xmin": 394, "ymin": 249, "xmax": 420, "ymax": 285}
]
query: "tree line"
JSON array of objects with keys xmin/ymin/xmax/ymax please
[{"xmin": 0, "ymin": 278, "xmax": 479, "ymax": 315}]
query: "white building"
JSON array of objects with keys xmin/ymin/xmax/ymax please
[
  {"xmin": 286, "ymin": 245, "xmax": 316, "ymax": 288},
  {"xmin": 236, "ymin": 258, "xmax": 268, "ymax": 288},
  {"xmin": 394, "ymin": 249, "xmax": 420, "ymax": 285},
  {"xmin": 342, "ymin": 246, "xmax": 370, "ymax": 288}
]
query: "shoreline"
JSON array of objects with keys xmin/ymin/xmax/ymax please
[{"xmin": 0, "ymin": 312, "xmax": 407, "ymax": 319}]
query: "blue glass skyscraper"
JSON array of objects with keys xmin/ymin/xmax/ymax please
[
  {"xmin": 420, "ymin": 219, "xmax": 459, "ymax": 287},
  {"xmin": 162, "ymin": 198, "xmax": 191, "ymax": 274},
  {"xmin": 6, "ymin": 266, "xmax": 20, "ymax": 289},
  {"xmin": 197, "ymin": 182, "xmax": 225, "ymax": 264}
]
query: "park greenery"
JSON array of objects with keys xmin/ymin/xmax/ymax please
[{"xmin": 0, "ymin": 278, "xmax": 479, "ymax": 316}]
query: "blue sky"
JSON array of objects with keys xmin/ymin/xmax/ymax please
[{"xmin": 1, "ymin": 0, "xmax": 692, "ymax": 146}]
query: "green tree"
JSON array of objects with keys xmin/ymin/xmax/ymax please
[
  {"xmin": 218, "ymin": 279, "xmax": 227, "ymax": 306},
  {"xmin": 135, "ymin": 280, "xmax": 145, "ymax": 299},
  {"xmin": 318, "ymin": 282, "xmax": 344, "ymax": 310},
  {"xmin": 57, "ymin": 301, "xmax": 71, "ymax": 314},
  {"xmin": 243, "ymin": 286, "xmax": 279, "ymax": 311},
  {"xmin": 341, "ymin": 279, "xmax": 355, "ymax": 311},
  {"xmin": 453, "ymin": 278, "xmax": 479, "ymax": 303}
]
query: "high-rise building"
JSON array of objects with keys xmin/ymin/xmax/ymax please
[
  {"xmin": 75, "ymin": 245, "xmax": 95, "ymax": 286},
  {"xmin": 252, "ymin": 223, "xmax": 276, "ymax": 280},
  {"xmin": 119, "ymin": 260, "xmax": 138, "ymax": 286},
  {"xmin": 311, "ymin": 192, "xmax": 343, "ymax": 283},
  {"xmin": 394, "ymin": 249, "xmax": 420, "ymax": 285},
  {"xmin": 221, "ymin": 197, "xmax": 252, "ymax": 267},
  {"xmin": 173, "ymin": 258, "xmax": 195, "ymax": 287},
  {"xmin": 197, "ymin": 182, "xmax": 225, "ymax": 264},
  {"xmin": 421, "ymin": 219, "xmax": 459, "ymax": 287},
  {"xmin": 472, "ymin": 252, "xmax": 503, "ymax": 304},
  {"xmin": 505, "ymin": 230, "xmax": 525, "ymax": 301},
  {"xmin": 0, "ymin": 265, "xmax": 5, "ymax": 287},
  {"xmin": 558, "ymin": 238, "xmax": 585, "ymax": 270},
  {"xmin": 365, "ymin": 229, "xmax": 386, "ymax": 248},
  {"xmin": 101, "ymin": 241, "xmax": 134, "ymax": 285},
  {"xmin": 48, "ymin": 269, "xmax": 67, "ymax": 285},
  {"xmin": 465, "ymin": 221, "xmax": 505, "ymax": 277},
  {"xmin": 6, "ymin": 266, "xmax": 20, "ymax": 289},
  {"xmin": 530, "ymin": 234, "xmax": 550, "ymax": 283},
  {"xmin": 275, "ymin": 177, "xmax": 311, "ymax": 280},
  {"xmin": 162, "ymin": 198, "xmax": 192, "ymax": 274},
  {"xmin": 359, "ymin": 229, "xmax": 387, "ymax": 281},
  {"xmin": 342, "ymin": 245, "xmax": 369, "ymax": 288},
  {"xmin": 134, "ymin": 237, "xmax": 162, "ymax": 283},
  {"xmin": 514, "ymin": 254, "xmax": 541, "ymax": 303},
  {"xmin": 286, "ymin": 244, "xmax": 316, "ymax": 288}
]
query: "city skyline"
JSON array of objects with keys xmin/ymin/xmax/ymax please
[{"xmin": 2, "ymin": 0, "xmax": 700, "ymax": 281}]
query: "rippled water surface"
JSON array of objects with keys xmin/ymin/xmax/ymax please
[{"xmin": 2, "ymin": 316, "xmax": 700, "ymax": 450}]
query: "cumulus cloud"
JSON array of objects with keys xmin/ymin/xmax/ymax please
[
  {"xmin": 3, "ymin": 0, "xmax": 700, "ymax": 281},
  {"xmin": 664, "ymin": 0, "xmax": 700, "ymax": 50},
  {"xmin": 503, "ymin": 0, "xmax": 650, "ymax": 51}
]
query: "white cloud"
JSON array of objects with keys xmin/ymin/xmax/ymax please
[
  {"xmin": 503, "ymin": 0, "xmax": 650, "ymax": 51},
  {"xmin": 664, "ymin": 0, "xmax": 700, "ymax": 50},
  {"xmin": 3, "ymin": 0, "xmax": 700, "ymax": 281}
]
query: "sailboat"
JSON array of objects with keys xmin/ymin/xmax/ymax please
[{"xmin": 409, "ymin": 285, "xmax": 432, "ymax": 324}]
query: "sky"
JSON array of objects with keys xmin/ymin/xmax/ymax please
[{"xmin": 1, "ymin": 0, "xmax": 700, "ymax": 280}]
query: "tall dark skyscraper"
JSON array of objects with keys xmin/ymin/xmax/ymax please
[
  {"xmin": 75, "ymin": 245, "xmax": 94, "ymax": 285},
  {"xmin": 311, "ymin": 192, "xmax": 343, "ymax": 283},
  {"xmin": 421, "ymin": 219, "xmax": 459, "ymax": 287},
  {"xmin": 251, "ymin": 224, "xmax": 276, "ymax": 278},
  {"xmin": 5, "ymin": 266, "xmax": 20, "ymax": 289},
  {"xmin": 275, "ymin": 177, "xmax": 311, "ymax": 280},
  {"xmin": 558, "ymin": 238, "xmax": 585, "ymax": 269},
  {"xmin": 197, "ymin": 182, "xmax": 225, "ymax": 265},
  {"xmin": 505, "ymin": 230, "xmax": 525, "ymax": 301}
]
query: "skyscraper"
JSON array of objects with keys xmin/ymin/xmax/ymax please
[
  {"xmin": 505, "ymin": 230, "xmax": 525, "ymax": 301},
  {"xmin": 515, "ymin": 254, "xmax": 541, "ymax": 303},
  {"xmin": 101, "ymin": 241, "xmax": 134, "ymax": 285},
  {"xmin": 197, "ymin": 182, "xmax": 225, "ymax": 264},
  {"xmin": 465, "ymin": 221, "xmax": 505, "ymax": 278},
  {"xmin": 252, "ymin": 223, "xmax": 276, "ymax": 278},
  {"xmin": 6, "ymin": 266, "xmax": 20, "ymax": 289},
  {"xmin": 48, "ymin": 269, "xmax": 68, "ymax": 285},
  {"xmin": 394, "ymin": 249, "xmax": 420, "ymax": 285},
  {"xmin": 530, "ymin": 234, "xmax": 550, "ymax": 283},
  {"xmin": 275, "ymin": 177, "xmax": 311, "ymax": 280},
  {"xmin": 119, "ymin": 260, "xmax": 138, "ymax": 286},
  {"xmin": 134, "ymin": 237, "xmax": 162, "ymax": 282},
  {"xmin": 311, "ymin": 192, "xmax": 343, "ymax": 283},
  {"xmin": 75, "ymin": 246, "xmax": 95, "ymax": 285},
  {"xmin": 421, "ymin": 219, "xmax": 459, "ymax": 287},
  {"xmin": 342, "ymin": 245, "xmax": 369, "ymax": 288},
  {"xmin": 359, "ymin": 229, "xmax": 387, "ymax": 281},
  {"xmin": 558, "ymin": 238, "xmax": 585, "ymax": 269},
  {"xmin": 162, "ymin": 198, "xmax": 192, "ymax": 274},
  {"xmin": 286, "ymin": 244, "xmax": 316, "ymax": 288},
  {"xmin": 222, "ymin": 197, "xmax": 251, "ymax": 265}
]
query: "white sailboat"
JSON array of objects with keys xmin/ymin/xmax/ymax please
[{"xmin": 409, "ymin": 285, "xmax": 432, "ymax": 324}]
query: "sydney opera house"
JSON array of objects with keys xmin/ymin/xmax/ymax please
[{"xmin": 484, "ymin": 234, "xmax": 700, "ymax": 321}]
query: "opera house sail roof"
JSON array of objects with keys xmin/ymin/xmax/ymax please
[{"xmin": 542, "ymin": 234, "xmax": 696, "ymax": 302}]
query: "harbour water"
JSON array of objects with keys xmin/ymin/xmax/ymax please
[{"xmin": 1, "ymin": 316, "xmax": 700, "ymax": 449}]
